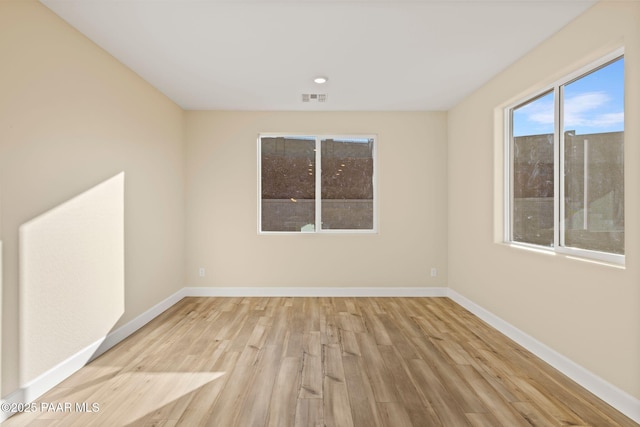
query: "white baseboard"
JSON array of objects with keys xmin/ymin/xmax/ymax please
[
  {"xmin": 1, "ymin": 337, "xmax": 108, "ymax": 422},
  {"xmin": 90, "ymin": 287, "xmax": 188, "ymax": 362},
  {"xmin": 3, "ymin": 286, "xmax": 638, "ymax": 424},
  {"xmin": 1, "ymin": 349, "xmax": 96, "ymax": 422},
  {"xmin": 183, "ymin": 286, "xmax": 449, "ymax": 298},
  {"xmin": 1, "ymin": 287, "xmax": 188, "ymax": 423},
  {"xmin": 447, "ymin": 289, "xmax": 640, "ymax": 424}
]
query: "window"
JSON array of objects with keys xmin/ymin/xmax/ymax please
[
  {"xmin": 507, "ymin": 52, "xmax": 624, "ymax": 263},
  {"xmin": 259, "ymin": 135, "xmax": 376, "ymax": 233}
]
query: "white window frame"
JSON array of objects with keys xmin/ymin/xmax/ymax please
[
  {"xmin": 258, "ymin": 133, "xmax": 378, "ymax": 234},
  {"xmin": 505, "ymin": 48, "xmax": 625, "ymax": 265}
]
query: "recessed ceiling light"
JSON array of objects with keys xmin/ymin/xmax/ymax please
[{"xmin": 314, "ymin": 76, "xmax": 328, "ymax": 84}]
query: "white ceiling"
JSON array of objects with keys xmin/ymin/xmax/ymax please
[{"xmin": 41, "ymin": 0, "xmax": 597, "ymax": 111}]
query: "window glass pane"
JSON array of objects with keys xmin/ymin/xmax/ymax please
[
  {"xmin": 511, "ymin": 91, "xmax": 555, "ymax": 246},
  {"xmin": 261, "ymin": 136, "xmax": 315, "ymax": 232},
  {"xmin": 562, "ymin": 57, "xmax": 624, "ymax": 254},
  {"xmin": 321, "ymin": 138, "xmax": 374, "ymax": 230}
]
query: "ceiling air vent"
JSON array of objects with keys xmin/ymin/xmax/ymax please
[{"xmin": 302, "ymin": 93, "xmax": 327, "ymax": 103}]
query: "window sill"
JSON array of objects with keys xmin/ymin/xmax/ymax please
[{"xmin": 505, "ymin": 242, "xmax": 625, "ymax": 269}]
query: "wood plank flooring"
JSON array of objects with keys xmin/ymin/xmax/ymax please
[{"xmin": 4, "ymin": 297, "xmax": 638, "ymax": 426}]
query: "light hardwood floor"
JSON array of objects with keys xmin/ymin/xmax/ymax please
[{"xmin": 4, "ymin": 297, "xmax": 638, "ymax": 426}]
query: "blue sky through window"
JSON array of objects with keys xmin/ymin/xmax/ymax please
[{"xmin": 513, "ymin": 57, "xmax": 624, "ymax": 137}]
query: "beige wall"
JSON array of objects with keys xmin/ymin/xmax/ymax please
[
  {"xmin": 0, "ymin": 1, "xmax": 185, "ymax": 395},
  {"xmin": 19, "ymin": 173, "xmax": 124, "ymax": 385},
  {"xmin": 185, "ymin": 111, "xmax": 448, "ymax": 288},
  {"xmin": 448, "ymin": 1, "xmax": 640, "ymax": 399}
]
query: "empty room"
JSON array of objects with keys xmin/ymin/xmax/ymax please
[{"xmin": 0, "ymin": 0, "xmax": 638, "ymax": 425}]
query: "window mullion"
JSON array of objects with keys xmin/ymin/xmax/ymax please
[
  {"xmin": 505, "ymin": 109, "xmax": 514, "ymax": 242},
  {"xmin": 554, "ymin": 85, "xmax": 562, "ymax": 250},
  {"xmin": 315, "ymin": 137, "xmax": 322, "ymax": 232}
]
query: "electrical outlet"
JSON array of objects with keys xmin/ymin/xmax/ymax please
[
  {"xmin": 199, "ymin": 267, "xmax": 205, "ymax": 277},
  {"xmin": 430, "ymin": 268, "xmax": 437, "ymax": 277}
]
